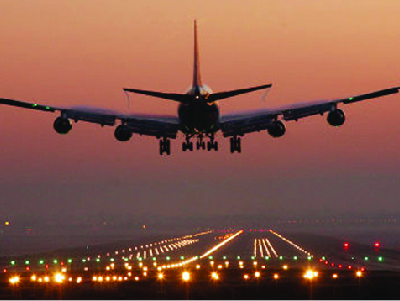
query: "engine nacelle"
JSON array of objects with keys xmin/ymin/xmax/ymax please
[
  {"xmin": 114, "ymin": 125, "xmax": 132, "ymax": 142},
  {"xmin": 267, "ymin": 120, "xmax": 286, "ymax": 138},
  {"xmin": 327, "ymin": 109, "xmax": 345, "ymax": 126},
  {"xmin": 53, "ymin": 117, "xmax": 72, "ymax": 134}
]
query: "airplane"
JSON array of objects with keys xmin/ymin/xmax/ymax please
[{"xmin": 1, "ymin": 20, "xmax": 399, "ymax": 156}]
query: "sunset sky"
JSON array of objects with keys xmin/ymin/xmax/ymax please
[{"xmin": 1, "ymin": 0, "xmax": 400, "ymax": 221}]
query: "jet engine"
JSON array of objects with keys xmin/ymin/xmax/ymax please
[
  {"xmin": 267, "ymin": 120, "xmax": 286, "ymax": 138},
  {"xmin": 114, "ymin": 125, "xmax": 132, "ymax": 142},
  {"xmin": 53, "ymin": 117, "xmax": 72, "ymax": 134},
  {"xmin": 327, "ymin": 109, "xmax": 345, "ymax": 126}
]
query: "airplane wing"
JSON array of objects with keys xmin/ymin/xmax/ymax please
[
  {"xmin": 219, "ymin": 86, "xmax": 400, "ymax": 137},
  {"xmin": 0, "ymin": 97, "xmax": 180, "ymax": 138}
]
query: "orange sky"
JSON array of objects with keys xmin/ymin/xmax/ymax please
[{"xmin": 1, "ymin": 0, "xmax": 400, "ymax": 218}]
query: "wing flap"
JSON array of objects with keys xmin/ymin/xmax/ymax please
[{"xmin": 123, "ymin": 116, "xmax": 179, "ymax": 139}]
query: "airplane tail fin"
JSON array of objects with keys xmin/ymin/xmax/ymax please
[{"xmin": 192, "ymin": 20, "xmax": 202, "ymax": 88}]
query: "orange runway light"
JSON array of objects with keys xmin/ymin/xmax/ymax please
[{"xmin": 182, "ymin": 271, "xmax": 191, "ymax": 282}]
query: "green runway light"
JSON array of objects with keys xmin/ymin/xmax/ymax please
[
  {"xmin": 237, "ymin": 256, "xmax": 241, "ymax": 260},
  {"xmin": 96, "ymin": 258, "xmax": 101, "ymax": 262},
  {"xmin": 10, "ymin": 261, "xmax": 15, "ymax": 265},
  {"xmin": 378, "ymin": 256, "xmax": 383, "ymax": 262},
  {"xmin": 349, "ymin": 97, "xmax": 354, "ymax": 100},
  {"xmin": 45, "ymin": 106, "xmax": 50, "ymax": 110},
  {"xmin": 322, "ymin": 256, "xmax": 326, "ymax": 260},
  {"xmin": 180, "ymin": 256, "xmax": 185, "ymax": 260},
  {"xmin": 25, "ymin": 260, "xmax": 29, "ymax": 265},
  {"xmin": 138, "ymin": 257, "xmax": 142, "ymax": 261},
  {"xmin": 32, "ymin": 104, "xmax": 38, "ymax": 107},
  {"xmin": 351, "ymin": 257, "xmax": 355, "ymax": 260},
  {"xmin": 364, "ymin": 256, "xmax": 369, "ymax": 261},
  {"xmin": 251, "ymin": 256, "xmax": 255, "ymax": 260},
  {"xmin": 152, "ymin": 257, "xmax": 157, "ymax": 261},
  {"xmin": 53, "ymin": 259, "xmax": 58, "ymax": 264},
  {"xmin": 166, "ymin": 256, "xmax": 171, "ymax": 261},
  {"xmin": 307, "ymin": 256, "xmax": 312, "ymax": 261},
  {"xmin": 67, "ymin": 259, "xmax": 72, "ymax": 263},
  {"xmin": 265, "ymin": 256, "xmax": 270, "ymax": 260},
  {"xmin": 110, "ymin": 258, "xmax": 114, "ymax": 262},
  {"xmin": 82, "ymin": 259, "xmax": 86, "ymax": 263},
  {"xmin": 39, "ymin": 260, "xmax": 44, "ymax": 265},
  {"xmin": 223, "ymin": 256, "xmax": 227, "ymax": 260},
  {"xmin": 293, "ymin": 256, "xmax": 298, "ymax": 261},
  {"xmin": 208, "ymin": 256, "xmax": 213, "ymax": 260},
  {"xmin": 279, "ymin": 256, "xmax": 284, "ymax": 260}
]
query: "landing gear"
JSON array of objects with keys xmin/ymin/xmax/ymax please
[
  {"xmin": 196, "ymin": 136, "xmax": 206, "ymax": 150},
  {"xmin": 230, "ymin": 136, "xmax": 241, "ymax": 153},
  {"xmin": 159, "ymin": 138, "xmax": 171, "ymax": 156},
  {"xmin": 182, "ymin": 135, "xmax": 194, "ymax": 152},
  {"xmin": 207, "ymin": 135, "xmax": 218, "ymax": 151}
]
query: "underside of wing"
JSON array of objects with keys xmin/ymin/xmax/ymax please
[{"xmin": 219, "ymin": 85, "xmax": 400, "ymax": 137}]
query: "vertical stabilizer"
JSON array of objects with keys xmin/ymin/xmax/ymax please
[{"xmin": 192, "ymin": 20, "xmax": 202, "ymax": 88}]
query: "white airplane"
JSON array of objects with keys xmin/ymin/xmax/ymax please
[{"xmin": 1, "ymin": 21, "xmax": 399, "ymax": 156}]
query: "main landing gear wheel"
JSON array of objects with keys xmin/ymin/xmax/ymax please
[
  {"xmin": 182, "ymin": 141, "xmax": 193, "ymax": 152},
  {"xmin": 230, "ymin": 136, "xmax": 241, "ymax": 153},
  {"xmin": 159, "ymin": 138, "xmax": 171, "ymax": 156},
  {"xmin": 207, "ymin": 141, "xmax": 218, "ymax": 151}
]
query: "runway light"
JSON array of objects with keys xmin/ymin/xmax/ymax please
[
  {"xmin": 10, "ymin": 261, "xmax": 15, "ymax": 265},
  {"xmin": 293, "ymin": 256, "xmax": 298, "ymax": 261},
  {"xmin": 211, "ymin": 272, "xmax": 219, "ymax": 280},
  {"xmin": 182, "ymin": 271, "xmax": 191, "ymax": 282},
  {"xmin": 9, "ymin": 276, "xmax": 20, "ymax": 284},
  {"xmin": 44, "ymin": 276, "xmax": 50, "ymax": 283},
  {"xmin": 196, "ymin": 265, "xmax": 201, "ymax": 269},
  {"xmin": 332, "ymin": 273, "xmax": 338, "ymax": 279},
  {"xmin": 265, "ymin": 256, "xmax": 270, "ymax": 260},
  {"xmin": 243, "ymin": 274, "xmax": 249, "ymax": 280},
  {"xmin": 304, "ymin": 270, "xmax": 318, "ymax": 280},
  {"xmin": 273, "ymin": 274, "xmax": 279, "ymax": 280},
  {"xmin": 31, "ymin": 275, "xmax": 36, "ymax": 282},
  {"xmin": 158, "ymin": 273, "xmax": 164, "ymax": 280},
  {"xmin": 25, "ymin": 260, "xmax": 29, "ymax": 265},
  {"xmin": 68, "ymin": 259, "xmax": 72, "ymax": 263},
  {"xmin": 356, "ymin": 271, "xmax": 363, "ymax": 278},
  {"xmin": 307, "ymin": 256, "xmax": 312, "ymax": 261},
  {"xmin": 253, "ymin": 261, "xmax": 258, "ymax": 266},
  {"xmin": 77, "ymin": 277, "xmax": 82, "ymax": 283},
  {"xmin": 135, "ymin": 277, "xmax": 139, "ymax": 281},
  {"xmin": 255, "ymin": 271, "xmax": 261, "ymax": 278},
  {"xmin": 282, "ymin": 265, "xmax": 288, "ymax": 270},
  {"xmin": 378, "ymin": 256, "xmax": 384, "ymax": 262},
  {"xmin": 55, "ymin": 273, "xmax": 64, "ymax": 283},
  {"xmin": 364, "ymin": 257, "xmax": 369, "ymax": 261}
]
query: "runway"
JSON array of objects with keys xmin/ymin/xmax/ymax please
[{"xmin": 1, "ymin": 228, "xmax": 399, "ymax": 299}]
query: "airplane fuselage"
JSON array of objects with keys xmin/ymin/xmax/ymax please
[{"xmin": 178, "ymin": 85, "xmax": 219, "ymax": 134}]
